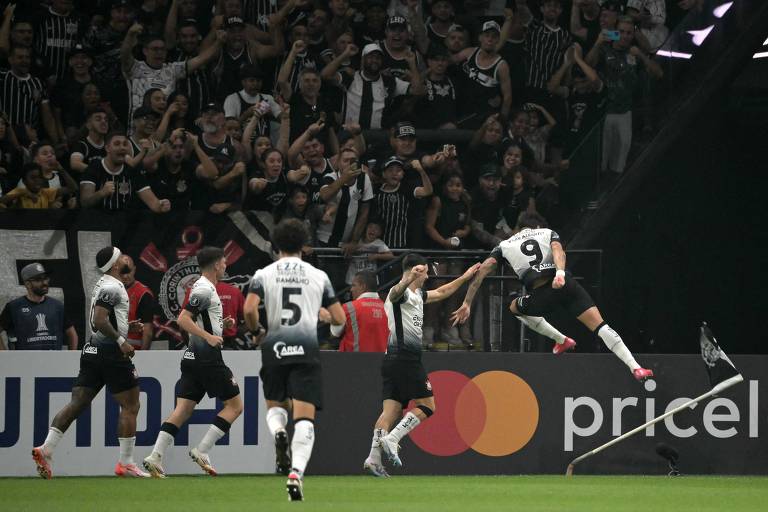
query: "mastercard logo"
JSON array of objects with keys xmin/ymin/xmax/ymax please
[{"xmin": 410, "ymin": 370, "xmax": 539, "ymax": 456}]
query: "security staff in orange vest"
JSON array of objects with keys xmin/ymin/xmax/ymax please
[
  {"xmin": 120, "ymin": 255, "xmax": 156, "ymax": 350},
  {"xmin": 333, "ymin": 271, "xmax": 389, "ymax": 352}
]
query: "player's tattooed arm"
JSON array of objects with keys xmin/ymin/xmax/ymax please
[
  {"xmin": 451, "ymin": 257, "xmax": 497, "ymax": 325},
  {"xmin": 551, "ymin": 241, "xmax": 567, "ymax": 289},
  {"xmin": 426, "ymin": 263, "xmax": 481, "ymax": 304},
  {"xmin": 388, "ymin": 265, "xmax": 424, "ymax": 304}
]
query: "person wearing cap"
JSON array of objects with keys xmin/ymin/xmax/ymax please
[
  {"xmin": 80, "ymin": 131, "xmax": 171, "ymax": 212},
  {"xmin": 0, "ymin": 262, "xmax": 77, "ymax": 350},
  {"xmin": 204, "ymin": 12, "xmax": 284, "ymax": 102},
  {"xmin": 380, "ymin": 15, "xmax": 424, "ymax": 81},
  {"xmin": 414, "ymin": 44, "xmax": 458, "ymax": 129},
  {"xmin": 451, "ymin": 19, "xmax": 512, "ymax": 128},
  {"xmin": 121, "ymin": 22, "xmax": 225, "ymax": 130},
  {"xmin": 197, "ymin": 101, "xmax": 246, "ymax": 166},
  {"xmin": 125, "ymin": 106, "xmax": 161, "ymax": 168},
  {"xmin": 372, "ymin": 155, "xmax": 432, "ymax": 249},
  {"xmin": 223, "ymin": 63, "xmax": 281, "ymax": 129},
  {"xmin": 469, "ymin": 163, "xmax": 507, "ymax": 249},
  {"xmin": 32, "ymin": 246, "xmax": 151, "ymax": 479},
  {"xmin": 70, "ymin": 108, "xmax": 110, "ymax": 174},
  {"xmin": 323, "ymin": 42, "xmax": 422, "ymax": 130}
]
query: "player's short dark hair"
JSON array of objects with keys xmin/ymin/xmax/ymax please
[
  {"xmin": 517, "ymin": 211, "xmax": 548, "ymax": 230},
  {"xmin": 402, "ymin": 253, "xmax": 428, "ymax": 272},
  {"xmin": 354, "ymin": 271, "xmax": 378, "ymax": 292},
  {"xmin": 96, "ymin": 246, "xmax": 118, "ymax": 269},
  {"xmin": 196, "ymin": 246, "xmax": 225, "ymax": 270},
  {"xmin": 272, "ymin": 219, "xmax": 308, "ymax": 254}
]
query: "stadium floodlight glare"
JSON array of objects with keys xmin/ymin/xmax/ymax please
[
  {"xmin": 753, "ymin": 51, "xmax": 768, "ymax": 59},
  {"xmin": 688, "ymin": 25, "xmax": 715, "ymax": 46},
  {"xmin": 565, "ymin": 374, "xmax": 743, "ymax": 476},
  {"xmin": 655, "ymin": 50, "xmax": 693, "ymax": 59},
  {"xmin": 712, "ymin": 2, "xmax": 733, "ymax": 18}
]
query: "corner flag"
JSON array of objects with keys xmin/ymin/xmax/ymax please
[{"xmin": 699, "ymin": 322, "xmax": 741, "ymax": 389}]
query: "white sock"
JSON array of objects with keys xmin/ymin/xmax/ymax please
[
  {"xmin": 367, "ymin": 428, "xmax": 386, "ymax": 463},
  {"xmin": 42, "ymin": 427, "xmax": 63, "ymax": 455},
  {"xmin": 118, "ymin": 437, "xmax": 136, "ymax": 465},
  {"xmin": 518, "ymin": 315, "xmax": 567, "ymax": 344},
  {"xmin": 266, "ymin": 407, "xmax": 289, "ymax": 437},
  {"xmin": 152, "ymin": 431, "xmax": 174, "ymax": 459},
  {"xmin": 387, "ymin": 412, "xmax": 421, "ymax": 443},
  {"xmin": 290, "ymin": 420, "xmax": 315, "ymax": 477},
  {"xmin": 597, "ymin": 324, "xmax": 640, "ymax": 371},
  {"xmin": 197, "ymin": 425, "xmax": 225, "ymax": 454}
]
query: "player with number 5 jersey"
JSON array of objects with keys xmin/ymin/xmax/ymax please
[
  {"xmin": 451, "ymin": 212, "xmax": 653, "ymax": 382},
  {"xmin": 244, "ymin": 219, "xmax": 346, "ymax": 502}
]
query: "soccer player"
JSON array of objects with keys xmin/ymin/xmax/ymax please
[
  {"xmin": 451, "ymin": 211, "xmax": 653, "ymax": 381},
  {"xmin": 244, "ymin": 219, "xmax": 345, "ymax": 501},
  {"xmin": 143, "ymin": 247, "xmax": 242, "ymax": 478},
  {"xmin": 366, "ymin": 255, "xmax": 480, "ymax": 475},
  {"xmin": 32, "ymin": 246, "xmax": 149, "ymax": 479}
]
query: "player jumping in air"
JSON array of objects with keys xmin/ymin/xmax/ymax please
[
  {"xmin": 244, "ymin": 219, "xmax": 346, "ymax": 501},
  {"xmin": 32, "ymin": 246, "xmax": 149, "ymax": 478},
  {"xmin": 143, "ymin": 247, "xmax": 242, "ymax": 477},
  {"xmin": 366, "ymin": 254, "xmax": 480, "ymax": 476},
  {"xmin": 451, "ymin": 212, "xmax": 653, "ymax": 381}
]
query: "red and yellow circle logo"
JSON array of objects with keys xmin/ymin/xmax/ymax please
[{"xmin": 410, "ymin": 370, "xmax": 539, "ymax": 456}]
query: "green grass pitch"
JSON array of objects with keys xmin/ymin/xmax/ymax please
[{"xmin": 2, "ymin": 475, "xmax": 767, "ymax": 511}]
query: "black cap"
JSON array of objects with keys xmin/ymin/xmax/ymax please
[
  {"xmin": 386, "ymin": 15, "xmax": 408, "ymax": 29},
  {"xmin": 239, "ymin": 63, "xmax": 264, "ymax": 79},
  {"xmin": 383, "ymin": 156, "xmax": 406, "ymax": 169},
  {"xmin": 394, "ymin": 121, "xmax": 416, "ymax": 139},
  {"xmin": 132, "ymin": 106, "xmax": 159, "ymax": 119},
  {"xmin": 426, "ymin": 44, "xmax": 450, "ymax": 60},
  {"xmin": 111, "ymin": 0, "xmax": 134, "ymax": 9},
  {"xmin": 225, "ymin": 16, "xmax": 245, "ymax": 28},
  {"xmin": 69, "ymin": 43, "xmax": 91, "ymax": 59},
  {"xmin": 20, "ymin": 262, "xmax": 49, "ymax": 282},
  {"xmin": 479, "ymin": 163, "xmax": 501, "ymax": 179},
  {"xmin": 202, "ymin": 102, "xmax": 224, "ymax": 113}
]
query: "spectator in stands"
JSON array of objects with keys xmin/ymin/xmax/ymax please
[
  {"xmin": 0, "ymin": 164, "xmax": 71, "ymax": 210},
  {"xmin": 287, "ymin": 119, "xmax": 338, "ymax": 204},
  {"xmin": 285, "ymin": 67, "xmax": 338, "ymax": 144},
  {"xmin": 121, "ymin": 24, "xmax": 224, "ymax": 130},
  {"xmin": 70, "ymin": 109, "xmax": 109, "ymax": 175},
  {"xmin": 83, "ymin": 0, "xmax": 137, "ymax": 125},
  {"xmin": 452, "ymin": 20, "xmax": 513, "ymax": 128},
  {"xmin": 424, "ymin": 0, "xmax": 456, "ymax": 51},
  {"xmin": 306, "ymin": 6, "xmax": 331, "ymax": 58},
  {"xmin": 280, "ymin": 185, "xmax": 322, "ymax": 246},
  {"xmin": 151, "ymin": 130, "xmax": 218, "ymax": 210},
  {"xmin": 277, "ymin": 24, "xmax": 320, "ymax": 95},
  {"xmin": 380, "ymin": 14, "xmax": 424, "ymax": 80},
  {"xmin": 119, "ymin": 255, "xmax": 156, "ymax": 350},
  {"xmin": 353, "ymin": 0, "xmax": 387, "ymax": 47},
  {"xmin": 586, "ymin": 16, "xmax": 663, "ymax": 176},
  {"xmin": 80, "ymin": 131, "xmax": 171, "ymax": 212},
  {"xmin": 627, "ymin": 0, "xmax": 669, "ymax": 51},
  {"xmin": 196, "ymin": 102, "xmax": 246, "ymax": 164},
  {"xmin": 34, "ymin": 0, "xmax": 86, "ymax": 85},
  {"xmin": 499, "ymin": 167, "xmax": 537, "ymax": 238},
  {"xmin": 344, "ymin": 221, "xmax": 394, "ymax": 286},
  {"xmin": 466, "ymin": 114, "xmax": 505, "ymax": 182},
  {"xmin": 52, "ymin": 44, "xmax": 94, "ymax": 142},
  {"xmin": 332, "ymin": 270, "xmax": 389, "ymax": 352},
  {"xmin": 246, "ymin": 147, "xmax": 290, "ymax": 228},
  {"xmin": 469, "ymin": 164, "xmax": 505, "ymax": 248},
  {"xmin": 0, "ymin": 46, "xmax": 60, "ymax": 147},
  {"xmin": 0, "ymin": 263, "xmax": 77, "ymax": 350},
  {"xmin": 414, "ymin": 44, "xmax": 458, "ymax": 129},
  {"xmin": 0, "ymin": 6, "xmax": 50, "ymax": 79},
  {"xmin": 28, "ymin": 142, "xmax": 78, "ymax": 197},
  {"xmin": 524, "ymin": 103, "xmax": 557, "ymax": 166},
  {"xmin": 224, "ymin": 64, "xmax": 281, "ymax": 138},
  {"xmin": 125, "ymin": 107, "xmax": 162, "ymax": 169},
  {"xmin": 570, "ymin": 0, "xmax": 602, "ymax": 49},
  {"xmin": 165, "ymin": 17, "xmax": 212, "ymax": 121},
  {"xmin": 207, "ymin": 156, "xmax": 247, "ymax": 214},
  {"xmin": 167, "ymin": 91, "xmax": 194, "ymax": 131},
  {"xmin": 0, "ymin": 111, "xmax": 24, "ymax": 191},
  {"xmin": 502, "ymin": 109, "xmax": 536, "ymax": 167},
  {"xmin": 322, "ymin": 42, "xmax": 424, "ymax": 130},
  {"xmin": 373, "ymin": 155, "xmax": 432, "ymax": 249},
  {"xmin": 547, "ymin": 42, "xmax": 604, "ymax": 156}
]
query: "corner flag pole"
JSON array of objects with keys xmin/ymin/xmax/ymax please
[{"xmin": 565, "ymin": 374, "xmax": 743, "ymax": 476}]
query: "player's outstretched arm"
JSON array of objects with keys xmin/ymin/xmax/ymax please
[
  {"xmin": 551, "ymin": 241, "xmax": 566, "ymax": 289},
  {"xmin": 426, "ymin": 263, "xmax": 481, "ymax": 304},
  {"xmin": 388, "ymin": 265, "xmax": 425, "ymax": 303},
  {"xmin": 243, "ymin": 293, "xmax": 261, "ymax": 332},
  {"xmin": 451, "ymin": 257, "xmax": 497, "ymax": 325}
]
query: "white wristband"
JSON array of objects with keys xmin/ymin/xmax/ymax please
[
  {"xmin": 116, "ymin": 336, "xmax": 126, "ymax": 347},
  {"xmin": 556, "ymin": 270, "xmax": 566, "ymax": 278}
]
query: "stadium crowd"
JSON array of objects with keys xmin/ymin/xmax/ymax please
[{"xmin": 0, "ymin": 0, "xmax": 693, "ymax": 349}]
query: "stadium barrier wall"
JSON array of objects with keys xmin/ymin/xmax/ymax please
[{"xmin": 1, "ymin": 352, "xmax": 765, "ymax": 476}]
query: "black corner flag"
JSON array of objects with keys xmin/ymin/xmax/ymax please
[{"xmin": 699, "ymin": 322, "xmax": 741, "ymax": 388}]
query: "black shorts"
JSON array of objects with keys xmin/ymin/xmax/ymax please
[
  {"xmin": 260, "ymin": 363, "xmax": 323, "ymax": 410},
  {"xmin": 515, "ymin": 276, "xmax": 595, "ymax": 318},
  {"xmin": 74, "ymin": 344, "xmax": 139, "ymax": 395},
  {"xmin": 381, "ymin": 358, "xmax": 433, "ymax": 408},
  {"xmin": 177, "ymin": 361, "xmax": 240, "ymax": 403}
]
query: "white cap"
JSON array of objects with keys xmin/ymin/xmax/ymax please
[{"xmin": 362, "ymin": 43, "xmax": 383, "ymax": 57}]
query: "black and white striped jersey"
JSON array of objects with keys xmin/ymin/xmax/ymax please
[
  {"xmin": 0, "ymin": 71, "xmax": 48, "ymax": 129},
  {"xmin": 524, "ymin": 18, "xmax": 572, "ymax": 90},
  {"xmin": 34, "ymin": 7, "xmax": 85, "ymax": 82}
]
